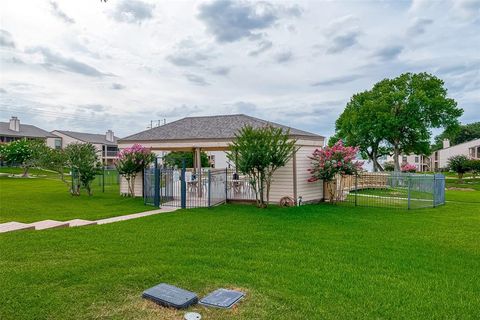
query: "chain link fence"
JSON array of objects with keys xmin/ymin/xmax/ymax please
[{"xmin": 328, "ymin": 172, "xmax": 445, "ymax": 209}]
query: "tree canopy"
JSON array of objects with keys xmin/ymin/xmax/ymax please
[
  {"xmin": 162, "ymin": 151, "xmax": 209, "ymax": 168},
  {"xmin": 333, "ymin": 72, "xmax": 463, "ymax": 171},
  {"xmin": 433, "ymin": 122, "xmax": 480, "ymax": 150}
]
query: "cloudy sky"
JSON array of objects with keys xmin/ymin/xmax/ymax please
[{"xmin": 0, "ymin": 0, "xmax": 479, "ymax": 138}]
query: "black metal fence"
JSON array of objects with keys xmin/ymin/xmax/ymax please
[
  {"xmin": 143, "ymin": 167, "xmax": 256, "ymax": 208},
  {"xmin": 330, "ymin": 172, "xmax": 446, "ymax": 209}
]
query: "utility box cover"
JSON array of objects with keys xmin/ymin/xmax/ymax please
[
  {"xmin": 142, "ymin": 283, "xmax": 198, "ymax": 309},
  {"xmin": 199, "ymin": 289, "xmax": 244, "ymax": 309}
]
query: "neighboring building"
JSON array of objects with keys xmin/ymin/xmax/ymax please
[
  {"xmin": 387, "ymin": 153, "xmax": 431, "ymax": 172},
  {"xmin": 51, "ymin": 130, "xmax": 119, "ymax": 166},
  {"xmin": 432, "ymin": 138, "xmax": 480, "ymax": 170},
  {"xmin": 0, "ymin": 116, "xmax": 57, "ymax": 146},
  {"xmin": 118, "ymin": 114, "xmax": 325, "ymax": 204}
]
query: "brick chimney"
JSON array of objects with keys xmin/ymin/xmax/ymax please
[
  {"xmin": 9, "ymin": 116, "xmax": 20, "ymax": 132},
  {"xmin": 443, "ymin": 139, "xmax": 450, "ymax": 149},
  {"xmin": 106, "ymin": 130, "xmax": 114, "ymax": 142}
]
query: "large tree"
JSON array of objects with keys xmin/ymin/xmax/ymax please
[
  {"xmin": 373, "ymin": 73, "xmax": 462, "ymax": 171},
  {"xmin": 228, "ymin": 125, "xmax": 297, "ymax": 208},
  {"xmin": 334, "ymin": 90, "xmax": 391, "ymax": 171}
]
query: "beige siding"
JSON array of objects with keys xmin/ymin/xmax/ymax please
[
  {"xmin": 120, "ymin": 172, "xmax": 143, "ymax": 197},
  {"xmin": 296, "ymin": 146, "xmax": 323, "ymax": 203},
  {"xmin": 268, "ymin": 160, "xmax": 294, "ymax": 204}
]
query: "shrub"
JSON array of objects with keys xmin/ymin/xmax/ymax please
[
  {"xmin": 401, "ymin": 163, "xmax": 416, "ymax": 173},
  {"xmin": 447, "ymin": 155, "xmax": 470, "ymax": 182},
  {"xmin": 468, "ymin": 159, "xmax": 480, "ymax": 179},
  {"xmin": 116, "ymin": 144, "xmax": 155, "ymax": 197},
  {"xmin": 383, "ymin": 161, "xmax": 395, "ymax": 171},
  {"xmin": 308, "ymin": 140, "xmax": 363, "ymax": 203}
]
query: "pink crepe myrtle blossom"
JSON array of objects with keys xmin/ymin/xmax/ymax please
[
  {"xmin": 401, "ymin": 163, "xmax": 416, "ymax": 173},
  {"xmin": 116, "ymin": 144, "xmax": 155, "ymax": 196},
  {"xmin": 308, "ymin": 140, "xmax": 363, "ymax": 183}
]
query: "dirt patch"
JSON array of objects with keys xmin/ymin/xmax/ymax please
[{"xmin": 447, "ymin": 187, "xmax": 475, "ymax": 191}]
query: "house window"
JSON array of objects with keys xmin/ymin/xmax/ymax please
[
  {"xmin": 415, "ymin": 156, "xmax": 419, "ymax": 163},
  {"xmin": 402, "ymin": 156, "xmax": 407, "ymax": 163},
  {"xmin": 54, "ymin": 138, "xmax": 62, "ymax": 149},
  {"xmin": 471, "ymin": 146, "xmax": 480, "ymax": 159}
]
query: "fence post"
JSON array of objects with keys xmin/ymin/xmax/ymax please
[
  {"xmin": 181, "ymin": 158, "xmax": 186, "ymax": 209},
  {"xmin": 143, "ymin": 168, "xmax": 146, "ymax": 205},
  {"xmin": 102, "ymin": 166, "xmax": 105, "ymax": 193},
  {"xmin": 225, "ymin": 168, "xmax": 228, "ymax": 203},
  {"xmin": 407, "ymin": 175, "xmax": 411, "ymax": 210},
  {"xmin": 354, "ymin": 173, "xmax": 358, "ymax": 207},
  {"xmin": 208, "ymin": 169, "xmax": 212, "ymax": 207},
  {"xmin": 432, "ymin": 174, "xmax": 436, "ymax": 208},
  {"xmin": 154, "ymin": 158, "xmax": 160, "ymax": 207}
]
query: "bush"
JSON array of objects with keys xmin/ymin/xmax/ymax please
[
  {"xmin": 468, "ymin": 159, "xmax": 480, "ymax": 179},
  {"xmin": 383, "ymin": 161, "xmax": 395, "ymax": 171},
  {"xmin": 447, "ymin": 155, "xmax": 470, "ymax": 182}
]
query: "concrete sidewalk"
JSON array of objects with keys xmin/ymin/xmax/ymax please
[{"xmin": 0, "ymin": 207, "xmax": 178, "ymax": 233}]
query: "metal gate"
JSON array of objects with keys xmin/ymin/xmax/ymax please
[{"xmin": 143, "ymin": 166, "xmax": 227, "ymax": 209}]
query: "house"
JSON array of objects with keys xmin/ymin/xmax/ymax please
[
  {"xmin": 118, "ymin": 114, "xmax": 325, "ymax": 204},
  {"xmin": 432, "ymin": 138, "xmax": 480, "ymax": 170},
  {"xmin": 51, "ymin": 130, "xmax": 119, "ymax": 166},
  {"xmin": 386, "ymin": 153, "xmax": 431, "ymax": 172},
  {"xmin": 0, "ymin": 116, "xmax": 58, "ymax": 147}
]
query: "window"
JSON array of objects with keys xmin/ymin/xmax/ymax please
[
  {"xmin": 402, "ymin": 156, "xmax": 407, "ymax": 163},
  {"xmin": 54, "ymin": 138, "xmax": 62, "ymax": 149},
  {"xmin": 415, "ymin": 156, "xmax": 419, "ymax": 163}
]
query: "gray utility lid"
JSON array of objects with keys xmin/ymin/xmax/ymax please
[
  {"xmin": 142, "ymin": 283, "xmax": 198, "ymax": 309},
  {"xmin": 199, "ymin": 289, "xmax": 244, "ymax": 309}
]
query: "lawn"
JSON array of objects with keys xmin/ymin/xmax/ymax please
[
  {"xmin": 1, "ymin": 197, "xmax": 479, "ymax": 319},
  {"xmin": 0, "ymin": 167, "xmax": 150, "ymax": 223}
]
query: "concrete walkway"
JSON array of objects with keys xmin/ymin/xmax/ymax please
[{"xmin": 0, "ymin": 207, "xmax": 178, "ymax": 234}]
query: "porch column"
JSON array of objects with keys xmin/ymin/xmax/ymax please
[{"xmin": 195, "ymin": 147, "xmax": 202, "ymax": 198}]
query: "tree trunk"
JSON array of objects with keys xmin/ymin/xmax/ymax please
[
  {"xmin": 22, "ymin": 165, "xmax": 29, "ymax": 177},
  {"xmin": 130, "ymin": 175, "xmax": 136, "ymax": 197},
  {"xmin": 393, "ymin": 145, "xmax": 401, "ymax": 172},
  {"xmin": 458, "ymin": 172, "xmax": 464, "ymax": 183},
  {"xmin": 373, "ymin": 157, "xmax": 384, "ymax": 172}
]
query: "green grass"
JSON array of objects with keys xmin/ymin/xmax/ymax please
[
  {"xmin": 0, "ymin": 167, "xmax": 150, "ymax": 223},
  {"xmin": 1, "ymin": 199, "xmax": 480, "ymax": 319}
]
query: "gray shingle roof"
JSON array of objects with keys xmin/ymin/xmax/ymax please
[
  {"xmin": 0, "ymin": 122, "xmax": 56, "ymax": 138},
  {"xmin": 120, "ymin": 114, "xmax": 324, "ymax": 141},
  {"xmin": 54, "ymin": 130, "xmax": 118, "ymax": 144}
]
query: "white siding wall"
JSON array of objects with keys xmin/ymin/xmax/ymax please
[
  {"xmin": 120, "ymin": 173, "xmax": 143, "ymax": 197},
  {"xmin": 268, "ymin": 159, "xmax": 294, "ymax": 204},
  {"xmin": 438, "ymin": 138, "xmax": 480, "ymax": 168},
  {"xmin": 296, "ymin": 146, "xmax": 323, "ymax": 203}
]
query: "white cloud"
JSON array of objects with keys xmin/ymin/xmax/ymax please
[{"xmin": 0, "ymin": 0, "xmax": 478, "ymax": 138}]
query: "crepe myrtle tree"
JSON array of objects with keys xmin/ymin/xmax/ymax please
[
  {"xmin": 1, "ymin": 139, "xmax": 46, "ymax": 177},
  {"xmin": 65, "ymin": 143, "xmax": 100, "ymax": 196},
  {"xmin": 228, "ymin": 125, "xmax": 298, "ymax": 208},
  {"xmin": 116, "ymin": 144, "xmax": 155, "ymax": 197},
  {"xmin": 308, "ymin": 140, "xmax": 363, "ymax": 203},
  {"xmin": 401, "ymin": 163, "xmax": 417, "ymax": 173}
]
